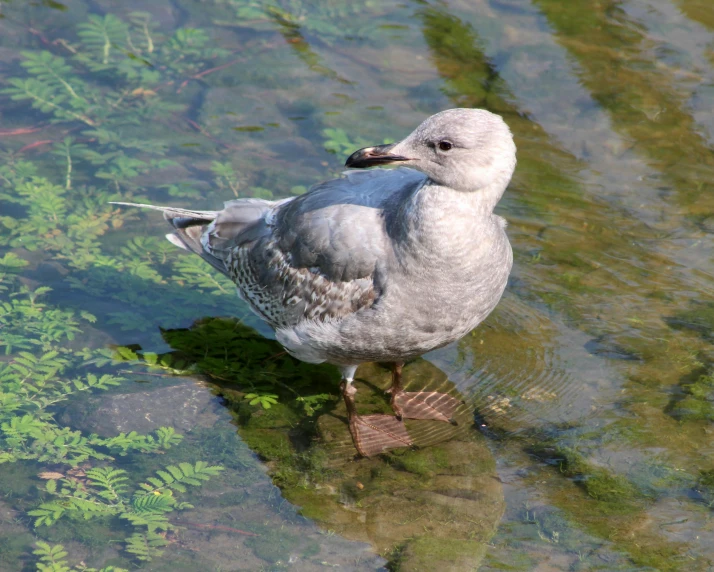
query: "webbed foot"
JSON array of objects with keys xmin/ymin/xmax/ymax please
[
  {"xmin": 342, "ymin": 381, "xmax": 412, "ymax": 457},
  {"xmin": 391, "ymin": 390, "xmax": 462, "ymax": 423},
  {"xmin": 388, "ymin": 362, "xmax": 463, "ymax": 424}
]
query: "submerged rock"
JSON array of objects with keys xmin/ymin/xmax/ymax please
[
  {"xmin": 62, "ymin": 379, "xmax": 224, "ymax": 436},
  {"xmin": 61, "ymin": 377, "xmax": 387, "ymax": 570}
]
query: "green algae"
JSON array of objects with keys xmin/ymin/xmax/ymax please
[
  {"xmin": 423, "ymin": 7, "xmax": 714, "ymax": 566},
  {"xmin": 534, "ymin": 0, "xmax": 714, "ymax": 211},
  {"xmin": 386, "ymin": 446, "xmax": 450, "ymax": 478},
  {"xmin": 394, "ymin": 537, "xmax": 488, "ymax": 572},
  {"xmin": 667, "ymin": 371, "xmax": 714, "ymax": 422},
  {"xmin": 529, "ymin": 465, "xmax": 700, "ymax": 570},
  {"xmin": 531, "ymin": 444, "xmax": 645, "ymax": 505},
  {"xmin": 668, "ymin": 301, "xmax": 714, "ymax": 342}
]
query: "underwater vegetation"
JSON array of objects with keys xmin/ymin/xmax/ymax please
[
  {"xmin": 0, "ymin": 265, "xmax": 223, "ymax": 564},
  {"xmin": 0, "ymin": 8, "xmax": 244, "ymax": 569}
]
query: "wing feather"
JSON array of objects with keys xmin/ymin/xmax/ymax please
[{"xmin": 121, "ymin": 168, "xmax": 426, "ymax": 329}]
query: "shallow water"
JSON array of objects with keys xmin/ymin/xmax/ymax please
[{"xmin": 1, "ymin": 0, "xmax": 713, "ymax": 570}]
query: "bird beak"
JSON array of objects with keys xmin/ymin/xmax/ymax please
[{"xmin": 345, "ymin": 143, "xmax": 412, "ymax": 168}]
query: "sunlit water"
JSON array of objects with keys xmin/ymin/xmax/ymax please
[{"xmin": 1, "ymin": 0, "xmax": 713, "ymax": 570}]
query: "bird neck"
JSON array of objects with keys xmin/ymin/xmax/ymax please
[
  {"xmin": 392, "ymin": 181, "xmax": 506, "ymax": 261},
  {"xmin": 409, "ymin": 180, "xmax": 503, "ymax": 225}
]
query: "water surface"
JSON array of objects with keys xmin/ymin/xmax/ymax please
[{"xmin": 1, "ymin": 0, "xmax": 713, "ymax": 570}]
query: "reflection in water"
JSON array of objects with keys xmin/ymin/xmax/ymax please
[
  {"xmin": 445, "ymin": 296, "xmax": 610, "ymax": 434},
  {"xmin": 265, "ymin": 4, "xmax": 354, "ymax": 84}
]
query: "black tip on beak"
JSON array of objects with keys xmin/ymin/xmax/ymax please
[{"xmin": 345, "ymin": 143, "xmax": 412, "ymax": 169}]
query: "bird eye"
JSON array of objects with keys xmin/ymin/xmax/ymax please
[{"xmin": 438, "ymin": 140, "xmax": 453, "ymax": 151}]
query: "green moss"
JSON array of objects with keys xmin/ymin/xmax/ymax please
[
  {"xmin": 667, "ymin": 372, "xmax": 714, "ymax": 421},
  {"xmin": 623, "ymin": 543, "xmax": 691, "ymax": 571},
  {"xmin": 387, "ymin": 446, "xmax": 450, "ymax": 478},
  {"xmin": 581, "ymin": 469, "xmax": 641, "ymax": 504},
  {"xmin": 284, "ymin": 487, "xmax": 339, "ymax": 522},
  {"xmin": 533, "ymin": 445, "xmax": 645, "ymax": 505},
  {"xmin": 244, "ymin": 402, "xmax": 302, "ymax": 430},
  {"xmin": 482, "ymin": 554, "xmax": 533, "ymax": 571},
  {"xmin": 395, "ymin": 536, "xmax": 487, "ymax": 571},
  {"xmin": 668, "ymin": 302, "xmax": 714, "ymax": 340},
  {"xmin": 669, "ymin": 396, "xmax": 714, "ymax": 421},
  {"xmin": 4, "ymin": 1, "xmax": 712, "ymax": 570},
  {"xmin": 240, "ymin": 428, "xmax": 293, "ymax": 462}
]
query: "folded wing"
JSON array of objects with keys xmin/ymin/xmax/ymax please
[{"xmin": 118, "ymin": 168, "xmax": 426, "ymax": 329}]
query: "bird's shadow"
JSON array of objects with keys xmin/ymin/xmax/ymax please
[
  {"xmin": 157, "ymin": 317, "xmax": 405, "ymax": 433},
  {"xmin": 159, "ymin": 317, "xmax": 341, "ymax": 416}
]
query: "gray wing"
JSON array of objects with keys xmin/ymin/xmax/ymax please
[{"xmin": 203, "ymin": 168, "xmax": 426, "ymax": 328}]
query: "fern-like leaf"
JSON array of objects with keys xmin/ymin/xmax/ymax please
[
  {"xmin": 122, "ymin": 510, "xmax": 172, "ymax": 533},
  {"xmin": 33, "ymin": 540, "xmax": 70, "ymax": 572},
  {"xmin": 85, "ymin": 466, "xmax": 129, "ymax": 500},
  {"xmin": 20, "ymin": 51, "xmax": 86, "ymax": 102},
  {"xmin": 155, "ymin": 426, "xmax": 183, "ymax": 449},
  {"xmin": 33, "ymin": 540, "xmax": 128, "ymax": 571},
  {"xmin": 29, "ymin": 479, "xmax": 120, "ymax": 527},
  {"xmin": 77, "ymin": 14, "xmax": 130, "ymax": 67},
  {"xmin": 137, "ymin": 461, "xmax": 223, "ymax": 495},
  {"xmin": 1, "ymin": 78, "xmax": 95, "ymax": 126},
  {"xmin": 130, "ymin": 491, "xmax": 175, "ymax": 514},
  {"xmin": 28, "ymin": 502, "xmax": 68, "ymax": 527},
  {"xmin": 124, "ymin": 531, "xmax": 168, "ymax": 561}
]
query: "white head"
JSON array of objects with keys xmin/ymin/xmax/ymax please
[{"xmin": 346, "ymin": 108, "xmax": 516, "ymax": 195}]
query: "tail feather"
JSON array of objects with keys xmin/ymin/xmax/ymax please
[
  {"xmin": 171, "ymin": 226, "xmax": 230, "ymax": 275},
  {"xmin": 111, "ymin": 201, "xmax": 230, "ymax": 277},
  {"xmin": 111, "ymin": 198, "xmax": 283, "ymax": 280},
  {"xmin": 110, "ymin": 202, "xmax": 219, "ymax": 223},
  {"xmin": 165, "ymin": 233, "xmax": 189, "ymax": 251}
]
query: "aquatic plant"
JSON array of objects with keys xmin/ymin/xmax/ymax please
[
  {"xmin": 0, "ymin": 269, "xmax": 223, "ymax": 562},
  {"xmin": 2, "ymin": 0, "xmax": 714, "ymax": 569},
  {"xmin": 322, "ymin": 127, "xmax": 367, "ymax": 156},
  {"xmin": 227, "ymin": 0, "xmax": 383, "ymax": 43},
  {"xmin": 158, "ymin": 317, "xmax": 339, "ymax": 416},
  {"xmin": 1, "ymin": 282, "xmax": 145, "ymax": 462},
  {"xmin": 34, "ymin": 540, "xmax": 127, "ymax": 572},
  {"xmin": 0, "ymin": 9, "xmax": 233, "ymax": 210},
  {"xmin": 0, "ymin": 10, "xmax": 243, "ymax": 567},
  {"xmin": 32, "ymin": 462, "xmax": 223, "ymax": 561},
  {"xmin": 667, "ymin": 370, "xmax": 714, "ymax": 422}
]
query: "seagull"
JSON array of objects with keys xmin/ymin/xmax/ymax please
[{"xmin": 113, "ymin": 108, "xmax": 516, "ymax": 457}]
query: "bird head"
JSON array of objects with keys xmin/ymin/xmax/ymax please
[{"xmin": 345, "ymin": 108, "xmax": 516, "ymax": 195}]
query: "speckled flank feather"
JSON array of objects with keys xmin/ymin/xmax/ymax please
[{"xmin": 224, "ymin": 239, "xmax": 376, "ymax": 328}]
